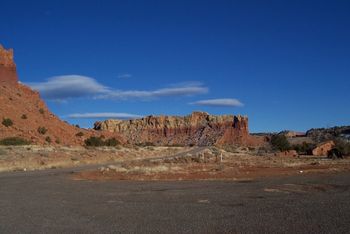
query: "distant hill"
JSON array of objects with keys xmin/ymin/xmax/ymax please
[{"xmin": 306, "ymin": 126, "xmax": 350, "ymax": 143}]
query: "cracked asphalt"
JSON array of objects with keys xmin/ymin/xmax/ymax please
[{"xmin": 0, "ymin": 168, "xmax": 349, "ymax": 233}]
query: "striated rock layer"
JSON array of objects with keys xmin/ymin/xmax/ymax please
[
  {"xmin": 94, "ymin": 112, "xmax": 261, "ymax": 146},
  {"xmin": 0, "ymin": 44, "xmax": 124, "ymax": 145}
]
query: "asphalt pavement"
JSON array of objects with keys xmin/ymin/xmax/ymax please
[{"xmin": 0, "ymin": 168, "xmax": 349, "ymax": 233}]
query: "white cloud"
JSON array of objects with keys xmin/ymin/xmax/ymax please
[
  {"xmin": 117, "ymin": 73, "xmax": 132, "ymax": 79},
  {"xmin": 190, "ymin": 98, "xmax": 244, "ymax": 107},
  {"xmin": 27, "ymin": 75, "xmax": 109, "ymax": 100},
  {"xmin": 99, "ymin": 85, "xmax": 208, "ymax": 100},
  {"xmin": 28, "ymin": 75, "xmax": 208, "ymax": 101},
  {"xmin": 67, "ymin": 112, "xmax": 142, "ymax": 119}
]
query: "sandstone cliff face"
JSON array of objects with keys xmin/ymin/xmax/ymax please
[
  {"xmin": 0, "ymin": 45, "xmax": 124, "ymax": 145},
  {"xmin": 94, "ymin": 112, "xmax": 258, "ymax": 146},
  {"xmin": 0, "ymin": 45, "xmax": 18, "ymax": 84}
]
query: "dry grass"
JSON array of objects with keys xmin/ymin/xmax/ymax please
[{"xmin": 0, "ymin": 145, "xmax": 187, "ymax": 172}]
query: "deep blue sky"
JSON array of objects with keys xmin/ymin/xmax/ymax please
[{"xmin": 1, "ymin": 0, "xmax": 349, "ymax": 132}]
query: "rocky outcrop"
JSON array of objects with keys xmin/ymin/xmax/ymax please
[
  {"xmin": 94, "ymin": 112, "xmax": 261, "ymax": 146},
  {"xmin": 312, "ymin": 141, "xmax": 335, "ymax": 156},
  {"xmin": 0, "ymin": 45, "xmax": 18, "ymax": 84},
  {"xmin": 0, "ymin": 45, "xmax": 124, "ymax": 145}
]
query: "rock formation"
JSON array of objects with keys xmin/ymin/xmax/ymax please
[
  {"xmin": 0, "ymin": 45, "xmax": 18, "ymax": 84},
  {"xmin": 312, "ymin": 141, "xmax": 335, "ymax": 156},
  {"xmin": 94, "ymin": 111, "xmax": 261, "ymax": 146},
  {"xmin": 0, "ymin": 44, "xmax": 124, "ymax": 145}
]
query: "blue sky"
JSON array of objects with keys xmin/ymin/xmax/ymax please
[{"xmin": 1, "ymin": 0, "xmax": 349, "ymax": 132}]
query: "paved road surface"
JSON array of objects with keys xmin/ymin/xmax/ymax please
[{"xmin": 0, "ymin": 167, "xmax": 349, "ymax": 233}]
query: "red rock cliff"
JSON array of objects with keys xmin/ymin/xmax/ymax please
[
  {"xmin": 0, "ymin": 45, "xmax": 18, "ymax": 84},
  {"xmin": 94, "ymin": 111, "xmax": 257, "ymax": 146}
]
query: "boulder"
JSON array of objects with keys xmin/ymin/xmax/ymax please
[{"xmin": 312, "ymin": 141, "xmax": 335, "ymax": 156}]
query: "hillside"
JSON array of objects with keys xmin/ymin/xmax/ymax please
[{"xmin": 0, "ymin": 45, "xmax": 124, "ymax": 145}]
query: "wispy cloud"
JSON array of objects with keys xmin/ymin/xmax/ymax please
[
  {"xmin": 99, "ymin": 85, "xmax": 208, "ymax": 100},
  {"xmin": 67, "ymin": 112, "xmax": 142, "ymax": 119},
  {"xmin": 190, "ymin": 98, "xmax": 244, "ymax": 107},
  {"xmin": 117, "ymin": 73, "xmax": 132, "ymax": 79},
  {"xmin": 27, "ymin": 75, "xmax": 109, "ymax": 100},
  {"xmin": 27, "ymin": 75, "xmax": 208, "ymax": 101}
]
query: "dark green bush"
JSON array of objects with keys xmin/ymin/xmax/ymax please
[
  {"xmin": 75, "ymin": 132, "xmax": 84, "ymax": 137},
  {"xmin": 104, "ymin": 138, "xmax": 120, "ymax": 146},
  {"xmin": 0, "ymin": 137, "xmax": 31, "ymax": 145},
  {"xmin": 39, "ymin": 108, "xmax": 45, "ymax": 114},
  {"xmin": 2, "ymin": 118, "xmax": 13, "ymax": 127},
  {"xmin": 292, "ymin": 142, "xmax": 316, "ymax": 155},
  {"xmin": 270, "ymin": 134, "xmax": 291, "ymax": 151},
  {"xmin": 21, "ymin": 114, "xmax": 27, "ymax": 119},
  {"xmin": 84, "ymin": 136, "xmax": 105, "ymax": 147},
  {"xmin": 84, "ymin": 136, "xmax": 120, "ymax": 147},
  {"xmin": 37, "ymin": 126, "xmax": 48, "ymax": 135},
  {"xmin": 334, "ymin": 139, "xmax": 350, "ymax": 156}
]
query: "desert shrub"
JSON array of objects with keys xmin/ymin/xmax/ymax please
[
  {"xmin": 21, "ymin": 114, "xmax": 27, "ymax": 119},
  {"xmin": 270, "ymin": 134, "xmax": 290, "ymax": 151},
  {"xmin": 334, "ymin": 139, "xmax": 350, "ymax": 156},
  {"xmin": 327, "ymin": 148, "xmax": 343, "ymax": 159},
  {"xmin": 75, "ymin": 132, "xmax": 84, "ymax": 137},
  {"xmin": 39, "ymin": 108, "xmax": 45, "ymax": 114},
  {"xmin": 85, "ymin": 136, "xmax": 120, "ymax": 147},
  {"xmin": 75, "ymin": 124, "xmax": 80, "ymax": 128},
  {"xmin": 37, "ymin": 126, "xmax": 48, "ymax": 135},
  {"xmin": 85, "ymin": 136, "xmax": 104, "ymax": 147},
  {"xmin": 45, "ymin": 136, "xmax": 51, "ymax": 143},
  {"xmin": 0, "ymin": 137, "xmax": 31, "ymax": 145},
  {"xmin": 2, "ymin": 118, "xmax": 13, "ymax": 127},
  {"xmin": 104, "ymin": 138, "xmax": 120, "ymax": 146},
  {"xmin": 292, "ymin": 142, "xmax": 316, "ymax": 155},
  {"xmin": 55, "ymin": 138, "xmax": 61, "ymax": 144}
]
